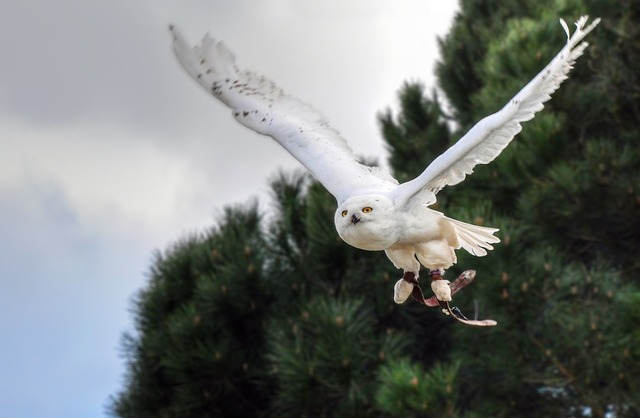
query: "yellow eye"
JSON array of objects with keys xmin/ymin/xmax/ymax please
[
  {"xmin": 362, "ymin": 207, "xmax": 373, "ymax": 213},
  {"xmin": 341, "ymin": 210, "xmax": 348, "ymax": 217}
]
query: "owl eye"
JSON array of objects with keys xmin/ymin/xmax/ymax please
[
  {"xmin": 362, "ymin": 207, "xmax": 373, "ymax": 213},
  {"xmin": 341, "ymin": 210, "xmax": 348, "ymax": 217}
]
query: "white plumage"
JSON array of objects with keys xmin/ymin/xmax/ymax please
[{"xmin": 170, "ymin": 16, "xmax": 599, "ymax": 303}]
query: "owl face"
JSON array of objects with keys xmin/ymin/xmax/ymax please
[{"xmin": 334, "ymin": 195, "xmax": 399, "ymax": 251}]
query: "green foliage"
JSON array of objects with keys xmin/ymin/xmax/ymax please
[
  {"xmin": 110, "ymin": 204, "xmax": 273, "ymax": 418},
  {"xmin": 382, "ymin": 0, "xmax": 640, "ymax": 417},
  {"xmin": 436, "ymin": 0, "xmax": 548, "ymax": 127},
  {"xmin": 111, "ymin": 1, "xmax": 640, "ymax": 417},
  {"xmin": 376, "ymin": 359, "xmax": 460, "ymax": 418},
  {"xmin": 450, "ymin": 250, "xmax": 640, "ymax": 417},
  {"xmin": 268, "ymin": 296, "xmax": 404, "ymax": 418},
  {"xmin": 378, "ymin": 83, "xmax": 451, "ymax": 183}
]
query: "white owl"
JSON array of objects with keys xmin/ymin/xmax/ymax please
[{"xmin": 170, "ymin": 16, "xmax": 599, "ymax": 325}]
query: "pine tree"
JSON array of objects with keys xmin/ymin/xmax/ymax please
[
  {"xmin": 381, "ymin": 0, "xmax": 640, "ymax": 417},
  {"xmin": 109, "ymin": 172, "xmax": 461, "ymax": 417},
  {"xmin": 111, "ymin": 1, "xmax": 640, "ymax": 417},
  {"xmin": 109, "ymin": 204, "xmax": 275, "ymax": 417}
]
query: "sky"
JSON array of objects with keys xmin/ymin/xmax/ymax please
[{"xmin": 0, "ymin": 1, "xmax": 459, "ymax": 416}]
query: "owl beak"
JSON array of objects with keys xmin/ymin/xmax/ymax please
[{"xmin": 350, "ymin": 214, "xmax": 361, "ymax": 225}]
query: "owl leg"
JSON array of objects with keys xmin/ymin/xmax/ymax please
[
  {"xmin": 397, "ymin": 271, "xmax": 428, "ymax": 304},
  {"xmin": 386, "ymin": 246, "xmax": 421, "ymax": 304}
]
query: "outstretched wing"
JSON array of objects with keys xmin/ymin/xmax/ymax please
[
  {"xmin": 390, "ymin": 16, "xmax": 600, "ymax": 207},
  {"xmin": 170, "ymin": 26, "xmax": 397, "ymax": 205}
]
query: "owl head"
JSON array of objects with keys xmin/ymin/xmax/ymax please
[{"xmin": 334, "ymin": 194, "xmax": 399, "ymax": 251}]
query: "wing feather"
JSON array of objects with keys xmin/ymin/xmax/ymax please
[
  {"xmin": 170, "ymin": 26, "xmax": 397, "ymax": 204},
  {"xmin": 390, "ymin": 16, "xmax": 600, "ymax": 206}
]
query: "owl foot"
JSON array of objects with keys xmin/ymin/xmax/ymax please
[
  {"xmin": 393, "ymin": 271, "xmax": 418, "ymax": 303},
  {"xmin": 423, "ymin": 270, "xmax": 476, "ymax": 307}
]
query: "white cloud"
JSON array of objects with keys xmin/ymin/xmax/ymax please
[
  {"xmin": 0, "ymin": 114, "xmax": 219, "ymax": 241},
  {"xmin": 1, "ymin": 0, "xmax": 460, "ymax": 241}
]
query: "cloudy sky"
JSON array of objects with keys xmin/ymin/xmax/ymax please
[{"xmin": 0, "ymin": 1, "xmax": 459, "ymax": 416}]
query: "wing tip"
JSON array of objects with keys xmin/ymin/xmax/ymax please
[
  {"xmin": 169, "ymin": 23, "xmax": 179, "ymax": 41},
  {"xmin": 563, "ymin": 15, "xmax": 600, "ymax": 48},
  {"xmin": 169, "ymin": 24, "xmax": 186, "ymax": 43}
]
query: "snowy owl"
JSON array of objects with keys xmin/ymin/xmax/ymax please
[{"xmin": 170, "ymin": 16, "xmax": 599, "ymax": 326}]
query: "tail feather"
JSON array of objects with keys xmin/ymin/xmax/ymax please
[{"xmin": 447, "ymin": 217, "xmax": 500, "ymax": 257}]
